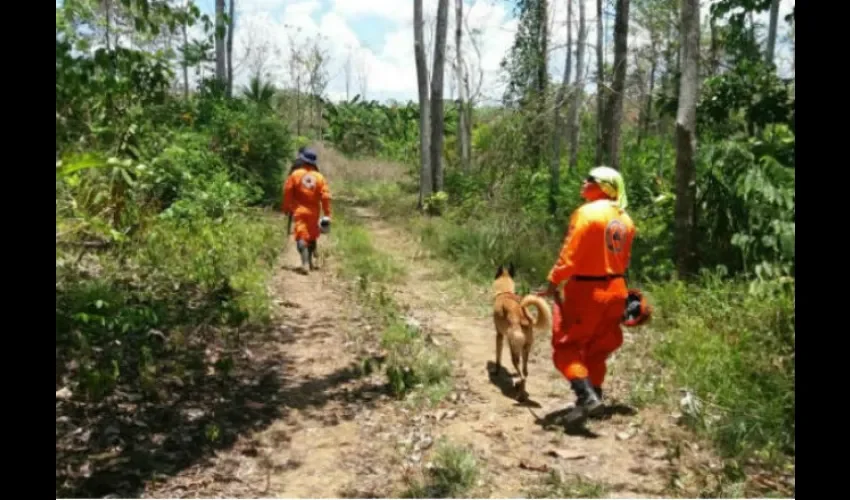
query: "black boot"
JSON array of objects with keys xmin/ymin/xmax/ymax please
[
  {"xmin": 595, "ymin": 386, "xmax": 603, "ymax": 401},
  {"xmin": 307, "ymin": 241, "xmax": 318, "ymax": 270},
  {"xmin": 565, "ymin": 378, "xmax": 603, "ymax": 426},
  {"xmin": 296, "ymin": 239, "xmax": 310, "ymax": 274}
]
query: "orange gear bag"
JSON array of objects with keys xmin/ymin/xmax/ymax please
[{"xmin": 622, "ymin": 289, "xmax": 652, "ymax": 327}]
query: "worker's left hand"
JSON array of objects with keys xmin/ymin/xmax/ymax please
[{"xmin": 535, "ymin": 281, "xmax": 557, "ymax": 296}]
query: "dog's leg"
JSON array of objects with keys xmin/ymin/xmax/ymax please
[
  {"xmin": 490, "ymin": 332, "xmax": 504, "ymax": 374},
  {"xmin": 512, "ymin": 347, "xmax": 528, "ymax": 400},
  {"xmin": 510, "ymin": 347, "xmax": 522, "ymax": 381},
  {"xmin": 522, "ymin": 341, "xmax": 531, "ymax": 379}
]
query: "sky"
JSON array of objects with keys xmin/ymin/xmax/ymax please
[{"xmin": 191, "ymin": 0, "xmax": 794, "ymax": 105}]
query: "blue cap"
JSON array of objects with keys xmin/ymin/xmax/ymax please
[{"xmin": 298, "ymin": 148, "xmax": 317, "ymax": 166}]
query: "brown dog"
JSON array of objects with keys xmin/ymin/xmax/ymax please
[{"xmin": 489, "ymin": 263, "xmax": 552, "ymax": 398}]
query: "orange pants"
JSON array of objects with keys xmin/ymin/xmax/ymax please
[
  {"xmin": 293, "ymin": 213, "xmax": 320, "ymax": 242},
  {"xmin": 552, "ymin": 278, "xmax": 627, "ymax": 387}
]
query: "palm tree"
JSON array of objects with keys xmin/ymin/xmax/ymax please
[{"xmin": 242, "ymin": 75, "xmax": 276, "ymax": 108}]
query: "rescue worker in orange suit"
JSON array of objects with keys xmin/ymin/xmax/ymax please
[
  {"xmin": 285, "ymin": 146, "xmax": 307, "ymax": 235},
  {"xmin": 282, "ymin": 148, "xmax": 332, "ymax": 274},
  {"xmin": 538, "ymin": 166, "xmax": 635, "ymax": 427}
]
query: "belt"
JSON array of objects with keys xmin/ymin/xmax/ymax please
[{"xmin": 572, "ymin": 274, "xmax": 625, "ymax": 281}]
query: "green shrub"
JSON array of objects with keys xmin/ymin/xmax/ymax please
[
  {"xmin": 206, "ymin": 102, "xmax": 292, "ymax": 205},
  {"xmin": 650, "ymin": 274, "xmax": 795, "ymax": 463},
  {"xmin": 56, "ymin": 212, "xmax": 279, "ymax": 402}
]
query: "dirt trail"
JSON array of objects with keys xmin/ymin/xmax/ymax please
[
  {"xmin": 143, "ymin": 227, "xmax": 413, "ymax": 498},
  {"xmin": 347, "ymin": 205, "xmax": 678, "ymax": 498},
  {"xmin": 138, "ymin": 171, "xmax": 682, "ymax": 497}
]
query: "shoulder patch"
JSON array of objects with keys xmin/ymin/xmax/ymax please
[
  {"xmin": 301, "ymin": 172, "xmax": 317, "ymax": 190},
  {"xmin": 605, "ymin": 219, "xmax": 626, "ymax": 253}
]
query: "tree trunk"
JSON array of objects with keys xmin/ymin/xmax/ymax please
[
  {"xmin": 638, "ymin": 54, "xmax": 656, "ymax": 145},
  {"xmin": 709, "ymin": 14, "xmax": 719, "ymax": 75},
  {"xmin": 414, "ymin": 0, "xmax": 432, "ymax": 209},
  {"xmin": 296, "ymin": 74, "xmax": 302, "ymax": 135},
  {"xmin": 766, "ymin": 0, "xmax": 780, "ymax": 65},
  {"xmin": 533, "ymin": 0, "xmax": 549, "ymax": 172},
  {"xmin": 568, "ymin": 0, "xmax": 586, "ymax": 171},
  {"xmin": 674, "ymin": 0, "xmax": 699, "ymax": 278},
  {"xmin": 594, "ymin": 0, "xmax": 604, "ymax": 165},
  {"xmin": 345, "ymin": 51, "xmax": 352, "ymax": 100},
  {"xmin": 214, "ymin": 0, "xmax": 227, "ymax": 85},
  {"xmin": 455, "ymin": 0, "xmax": 471, "ymax": 171},
  {"xmin": 430, "ymin": 0, "xmax": 450, "ymax": 194},
  {"xmin": 181, "ymin": 6, "xmax": 189, "ymax": 99},
  {"xmin": 600, "ymin": 0, "xmax": 629, "ymax": 170},
  {"xmin": 550, "ymin": 0, "xmax": 572, "ymax": 216},
  {"xmin": 104, "ymin": 0, "xmax": 111, "ymax": 51},
  {"xmin": 226, "ymin": 0, "xmax": 235, "ymax": 97}
]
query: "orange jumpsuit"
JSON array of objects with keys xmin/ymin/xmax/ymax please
[
  {"xmin": 547, "ymin": 198, "xmax": 635, "ymax": 388},
  {"xmin": 282, "ymin": 165, "xmax": 332, "ymax": 243}
]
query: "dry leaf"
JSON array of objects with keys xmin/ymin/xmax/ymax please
[{"xmin": 546, "ymin": 449, "xmax": 586, "ymax": 460}]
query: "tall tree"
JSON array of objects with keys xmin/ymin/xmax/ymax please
[
  {"xmin": 181, "ymin": 1, "xmax": 190, "ymax": 98},
  {"xmin": 429, "ymin": 0, "xmax": 450, "ymax": 194},
  {"xmin": 534, "ymin": 0, "xmax": 549, "ymax": 172},
  {"xmin": 600, "ymin": 0, "xmax": 630, "ymax": 169},
  {"xmin": 674, "ymin": 0, "xmax": 699, "ymax": 277},
  {"xmin": 766, "ymin": 0, "xmax": 780, "ymax": 65},
  {"xmin": 455, "ymin": 0, "xmax": 471, "ymax": 171},
  {"xmin": 414, "ymin": 0, "xmax": 432, "ymax": 209},
  {"xmin": 226, "ymin": 0, "xmax": 235, "ymax": 97},
  {"xmin": 305, "ymin": 40, "xmax": 330, "ymax": 139},
  {"xmin": 356, "ymin": 51, "xmax": 369, "ymax": 100},
  {"xmin": 549, "ymin": 0, "xmax": 573, "ymax": 215},
  {"xmin": 567, "ymin": 0, "xmax": 586, "ymax": 171},
  {"xmin": 502, "ymin": 0, "xmax": 549, "ymax": 171},
  {"xmin": 344, "ymin": 48, "xmax": 353, "ymax": 100},
  {"xmin": 594, "ymin": 0, "xmax": 604, "ymax": 164},
  {"xmin": 214, "ymin": 0, "xmax": 226, "ymax": 85}
]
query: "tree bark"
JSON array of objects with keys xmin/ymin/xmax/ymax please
[
  {"xmin": 430, "ymin": 0, "xmax": 450, "ymax": 194},
  {"xmin": 533, "ymin": 0, "xmax": 549, "ymax": 172},
  {"xmin": 600, "ymin": 0, "xmax": 629, "ymax": 170},
  {"xmin": 455, "ymin": 0, "xmax": 471, "ymax": 171},
  {"xmin": 638, "ymin": 54, "xmax": 656, "ymax": 145},
  {"xmin": 550, "ymin": 0, "xmax": 573, "ymax": 215},
  {"xmin": 594, "ymin": 0, "xmax": 604, "ymax": 165},
  {"xmin": 181, "ymin": 4, "xmax": 189, "ymax": 99},
  {"xmin": 766, "ymin": 0, "xmax": 780, "ymax": 65},
  {"xmin": 414, "ymin": 0, "xmax": 432, "ymax": 209},
  {"xmin": 674, "ymin": 0, "xmax": 700, "ymax": 278},
  {"xmin": 226, "ymin": 0, "xmax": 235, "ymax": 97},
  {"xmin": 215, "ymin": 0, "xmax": 227, "ymax": 85},
  {"xmin": 568, "ymin": 0, "xmax": 586, "ymax": 171}
]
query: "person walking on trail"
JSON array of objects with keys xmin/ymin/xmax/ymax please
[
  {"xmin": 537, "ymin": 166, "xmax": 636, "ymax": 427},
  {"xmin": 285, "ymin": 146, "xmax": 307, "ymax": 235},
  {"xmin": 282, "ymin": 148, "xmax": 332, "ymax": 274}
]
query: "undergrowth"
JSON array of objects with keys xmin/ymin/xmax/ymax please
[{"xmin": 401, "ymin": 439, "xmax": 480, "ymax": 498}]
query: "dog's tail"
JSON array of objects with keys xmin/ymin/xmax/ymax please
[{"xmin": 520, "ymin": 295, "xmax": 553, "ymax": 332}]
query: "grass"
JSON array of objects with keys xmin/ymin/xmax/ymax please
[
  {"xmin": 524, "ymin": 470, "xmax": 608, "ymax": 498},
  {"xmin": 325, "ymin": 205, "xmax": 454, "ymax": 406},
  {"xmin": 648, "ymin": 276, "xmax": 795, "ymax": 464},
  {"xmin": 401, "ymin": 439, "xmax": 480, "ymax": 498}
]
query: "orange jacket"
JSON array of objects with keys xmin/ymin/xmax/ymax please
[
  {"xmin": 547, "ymin": 199, "xmax": 635, "ymax": 285},
  {"xmin": 282, "ymin": 166, "xmax": 332, "ymax": 218}
]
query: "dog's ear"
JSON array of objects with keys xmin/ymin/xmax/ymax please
[
  {"xmin": 508, "ymin": 262, "xmax": 516, "ymax": 278},
  {"xmin": 495, "ymin": 265, "xmax": 504, "ymax": 280}
]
